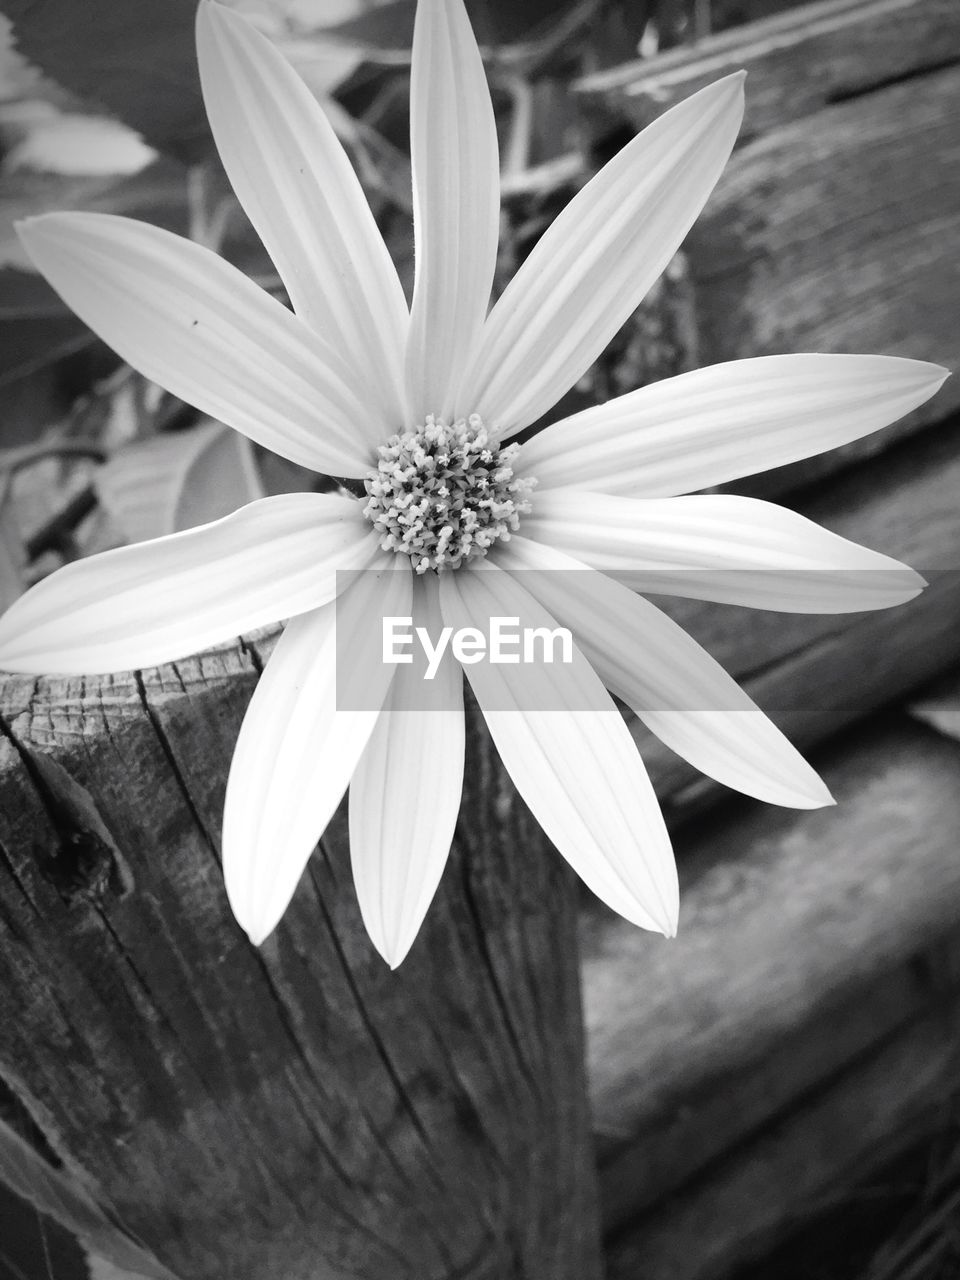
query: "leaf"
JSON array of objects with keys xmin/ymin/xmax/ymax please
[
  {"xmin": 0, "ymin": 497, "xmax": 26, "ymax": 612},
  {"xmin": 1, "ymin": 0, "xmax": 209, "ymax": 163},
  {"xmin": 0, "ymin": 267, "xmax": 74, "ymax": 318},
  {"xmin": 271, "ymin": 0, "xmax": 370, "ymax": 97},
  {"xmin": 469, "ymin": 0, "xmax": 582, "ymax": 47},
  {"xmin": 0, "ymin": 12, "xmax": 40, "ymax": 99},
  {"xmin": 0, "ymin": 320, "xmax": 98, "ymax": 449},
  {"xmin": 0, "ymin": 158, "xmax": 190, "ymax": 416},
  {"xmin": 0, "ymin": 157, "xmax": 189, "ymax": 275},
  {"xmin": 94, "ymin": 420, "xmax": 267, "ymax": 542},
  {"xmin": 87, "ymin": 1260, "xmax": 171, "ymax": 1280},
  {"xmin": 1, "ymin": 0, "xmax": 382, "ymax": 162},
  {"xmin": 0, "ymin": 1117, "xmax": 182, "ymax": 1280},
  {"xmin": 3, "ymin": 112, "xmax": 157, "ymax": 176},
  {"xmin": 315, "ymin": 0, "xmax": 415, "ymax": 57},
  {"xmin": 318, "ymin": 0, "xmax": 583, "ymax": 57},
  {"xmin": 909, "ymin": 673, "xmax": 960, "ymax": 745}
]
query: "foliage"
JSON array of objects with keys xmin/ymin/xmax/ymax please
[
  {"xmin": 0, "ymin": 0, "xmax": 680, "ymax": 609},
  {"xmin": 1, "ymin": 0, "xmax": 207, "ymax": 162}
]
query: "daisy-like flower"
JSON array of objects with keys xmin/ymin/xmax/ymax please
[{"xmin": 0, "ymin": 0, "xmax": 946, "ymax": 966}]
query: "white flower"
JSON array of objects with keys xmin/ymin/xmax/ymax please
[{"xmin": 0, "ymin": 0, "xmax": 946, "ymax": 966}]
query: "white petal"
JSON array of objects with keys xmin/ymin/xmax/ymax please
[
  {"xmin": 18, "ymin": 213, "xmax": 374, "ymax": 477},
  {"xmin": 439, "ymin": 562, "xmax": 678, "ymax": 936},
  {"xmin": 223, "ymin": 557, "xmax": 413, "ymax": 945},
  {"xmin": 522, "ymin": 489, "xmax": 925, "ymax": 612},
  {"xmin": 520, "ymin": 354, "xmax": 950, "ymax": 496},
  {"xmin": 406, "ymin": 0, "xmax": 500, "ymax": 422},
  {"xmin": 196, "ymin": 2, "xmax": 408, "ymax": 438},
  {"xmin": 495, "ymin": 536, "xmax": 833, "ymax": 809},
  {"xmin": 349, "ymin": 574, "xmax": 464, "ymax": 968},
  {"xmin": 458, "ymin": 74, "xmax": 744, "ymax": 435},
  {"xmin": 0, "ymin": 493, "xmax": 377, "ymax": 674}
]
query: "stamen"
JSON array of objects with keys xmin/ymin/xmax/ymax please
[{"xmin": 362, "ymin": 414, "xmax": 536, "ymax": 573}]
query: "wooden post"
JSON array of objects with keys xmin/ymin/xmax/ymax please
[{"xmin": 0, "ymin": 646, "xmax": 602, "ymax": 1280}]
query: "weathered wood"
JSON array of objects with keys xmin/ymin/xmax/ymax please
[
  {"xmin": 0, "ymin": 669, "xmax": 602, "ymax": 1280},
  {"xmin": 581, "ymin": 718, "xmax": 960, "ymax": 1265},
  {"xmin": 1, "ymin": 404, "xmax": 953, "ymax": 1280},
  {"xmin": 690, "ymin": 65, "xmax": 959, "ymax": 492},
  {"xmin": 575, "ymin": 0, "xmax": 960, "ymax": 493},
  {"xmin": 1, "ymin": 413, "xmax": 954, "ymax": 1278},
  {"xmin": 660, "ymin": 418, "xmax": 960, "ymax": 674},
  {"xmin": 578, "ymin": 0, "xmax": 960, "ymax": 133},
  {"xmin": 605, "ymin": 1002, "xmax": 960, "ymax": 1280},
  {"xmin": 637, "ymin": 419, "xmax": 960, "ymax": 814}
]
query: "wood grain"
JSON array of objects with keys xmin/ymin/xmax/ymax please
[
  {"xmin": 605, "ymin": 1001, "xmax": 960, "ymax": 1280},
  {"xmin": 1, "ymin": 404, "xmax": 954, "ymax": 1280},
  {"xmin": 0, "ymin": 670, "xmax": 602, "ymax": 1280},
  {"xmin": 575, "ymin": 0, "xmax": 960, "ymax": 493},
  {"xmin": 578, "ymin": 0, "xmax": 960, "ymax": 134},
  {"xmin": 1, "ymin": 389, "xmax": 954, "ymax": 1280},
  {"xmin": 688, "ymin": 65, "xmax": 960, "ymax": 493},
  {"xmin": 636, "ymin": 418, "xmax": 960, "ymax": 814},
  {"xmin": 582, "ymin": 718, "xmax": 960, "ymax": 1264}
]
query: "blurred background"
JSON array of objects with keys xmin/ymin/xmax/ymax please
[{"xmin": 0, "ymin": 0, "xmax": 958, "ymax": 1277}]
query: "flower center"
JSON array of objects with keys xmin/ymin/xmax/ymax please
[{"xmin": 362, "ymin": 414, "xmax": 536, "ymax": 573}]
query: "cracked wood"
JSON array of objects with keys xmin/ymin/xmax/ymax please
[{"xmin": 0, "ymin": 673, "xmax": 602, "ymax": 1280}]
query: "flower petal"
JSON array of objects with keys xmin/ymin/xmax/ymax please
[
  {"xmin": 406, "ymin": 0, "xmax": 500, "ymax": 423},
  {"xmin": 18, "ymin": 212, "xmax": 374, "ymax": 476},
  {"xmin": 439, "ymin": 561, "xmax": 678, "ymax": 936},
  {"xmin": 495, "ymin": 536, "xmax": 833, "ymax": 809},
  {"xmin": 519, "ymin": 354, "xmax": 950, "ymax": 496},
  {"xmin": 223, "ymin": 557, "xmax": 413, "ymax": 946},
  {"xmin": 349, "ymin": 573, "xmax": 465, "ymax": 968},
  {"xmin": 458, "ymin": 74, "xmax": 745, "ymax": 435},
  {"xmin": 521, "ymin": 489, "xmax": 925, "ymax": 612},
  {"xmin": 0, "ymin": 493, "xmax": 378, "ymax": 675},
  {"xmin": 196, "ymin": 2, "xmax": 408, "ymax": 438}
]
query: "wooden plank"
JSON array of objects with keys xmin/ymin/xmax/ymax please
[
  {"xmin": 581, "ymin": 719, "xmax": 960, "ymax": 1255},
  {"xmin": 660, "ymin": 415, "xmax": 960, "ymax": 675},
  {"xmin": 573, "ymin": 0, "xmax": 960, "ymax": 492},
  {"xmin": 2, "ymin": 402, "xmax": 953, "ymax": 1279},
  {"xmin": 0, "ymin": 673, "xmax": 602, "ymax": 1280},
  {"xmin": 635, "ymin": 420, "xmax": 960, "ymax": 813},
  {"xmin": 577, "ymin": 0, "xmax": 960, "ymax": 137},
  {"xmin": 605, "ymin": 1003, "xmax": 960, "ymax": 1280},
  {"xmin": 688, "ymin": 65, "xmax": 960, "ymax": 492}
]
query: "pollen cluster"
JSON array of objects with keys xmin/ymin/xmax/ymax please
[{"xmin": 362, "ymin": 414, "xmax": 535, "ymax": 573}]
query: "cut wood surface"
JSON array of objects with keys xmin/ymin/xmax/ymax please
[
  {"xmin": 581, "ymin": 717, "xmax": 960, "ymax": 1268},
  {"xmin": 576, "ymin": 0, "xmax": 960, "ymax": 495},
  {"xmin": 0, "ymin": 2, "xmax": 957, "ymax": 1278},
  {"xmin": 0, "ymin": 423, "xmax": 954, "ymax": 1280},
  {"xmin": 1, "ymin": 415, "xmax": 954, "ymax": 1280},
  {"xmin": 0, "ymin": 680, "xmax": 601, "ymax": 1280}
]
